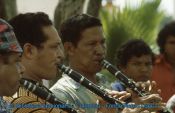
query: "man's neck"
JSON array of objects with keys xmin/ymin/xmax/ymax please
[
  {"xmin": 83, "ymin": 72, "xmax": 96, "ymax": 84},
  {"xmin": 21, "ymin": 60, "xmax": 43, "ymax": 84},
  {"xmin": 69, "ymin": 64, "xmax": 97, "ymax": 83},
  {"xmin": 22, "ymin": 71, "xmax": 43, "ymax": 84},
  {"xmin": 165, "ymin": 55, "xmax": 175, "ymax": 67}
]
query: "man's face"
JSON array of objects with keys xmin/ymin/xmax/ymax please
[
  {"xmin": 0, "ymin": 53, "xmax": 24, "ymax": 96},
  {"xmin": 69, "ymin": 26, "xmax": 106, "ymax": 74},
  {"xmin": 121, "ymin": 55, "xmax": 152, "ymax": 82},
  {"xmin": 32, "ymin": 26, "xmax": 64, "ymax": 80},
  {"xmin": 164, "ymin": 36, "xmax": 175, "ymax": 60}
]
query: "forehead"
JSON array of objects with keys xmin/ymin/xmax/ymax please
[
  {"xmin": 80, "ymin": 26, "xmax": 104, "ymax": 42},
  {"xmin": 166, "ymin": 36, "xmax": 175, "ymax": 42},
  {"xmin": 128, "ymin": 55, "xmax": 152, "ymax": 62}
]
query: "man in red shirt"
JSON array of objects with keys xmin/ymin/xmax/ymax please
[{"xmin": 152, "ymin": 21, "xmax": 175, "ymax": 102}]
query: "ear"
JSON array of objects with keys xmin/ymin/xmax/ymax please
[
  {"xmin": 22, "ymin": 43, "xmax": 38, "ymax": 59},
  {"xmin": 64, "ymin": 42, "xmax": 75, "ymax": 56}
]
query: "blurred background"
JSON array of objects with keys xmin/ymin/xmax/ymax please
[{"xmin": 0, "ymin": 0, "xmax": 174, "ymax": 87}]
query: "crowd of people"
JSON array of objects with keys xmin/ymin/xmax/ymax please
[{"xmin": 0, "ymin": 12, "xmax": 175, "ymax": 113}]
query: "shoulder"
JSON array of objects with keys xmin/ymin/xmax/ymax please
[
  {"xmin": 50, "ymin": 75, "xmax": 78, "ymax": 94},
  {"xmin": 51, "ymin": 84, "xmax": 78, "ymax": 106},
  {"xmin": 8, "ymin": 95, "xmax": 62, "ymax": 113},
  {"xmin": 153, "ymin": 54, "xmax": 165, "ymax": 65},
  {"xmin": 50, "ymin": 76, "xmax": 82, "ymax": 105},
  {"xmin": 11, "ymin": 96, "xmax": 41, "ymax": 104},
  {"xmin": 9, "ymin": 96, "xmax": 45, "ymax": 113}
]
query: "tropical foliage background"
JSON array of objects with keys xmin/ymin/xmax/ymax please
[
  {"xmin": 100, "ymin": 0, "xmax": 164, "ymax": 64},
  {"xmin": 99, "ymin": 0, "xmax": 174, "ymax": 83}
]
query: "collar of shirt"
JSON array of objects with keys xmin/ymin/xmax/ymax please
[
  {"xmin": 0, "ymin": 96, "xmax": 12, "ymax": 113},
  {"xmin": 62, "ymin": 73, "xmax": 81, "ymax": 90},
  {"xmin": 155, "ymin": 54, "xmax": 172, "ymax": 70}
]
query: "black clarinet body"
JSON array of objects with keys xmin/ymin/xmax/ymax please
[
  {"xmin": 101, "ymin": 60, "xmax": 148, "ymax": 97},
  {"xmin": 101, "ymin": 60, "xmax": 170, "ymax": 113},
  {"xmin": 57, "ymin": 64, "xmax": 124, "ymax": 106},
  {"xmin": 19, "ymin": 79, "xmax": 78, "ymax": 113}
]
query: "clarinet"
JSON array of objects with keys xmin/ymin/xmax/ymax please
[
  {"xmin": 101, "ymin": 60, "xmax": 170, "ymax": 113},
  {"xmin": 101, "ymin": 60, "xmax": 148, "ymax": 97},
  {"xmin": 57, "ymin": 64, "xmax": 124, "ymax": 106},
  {"xmin": 19, "ymin": 79, "xmax": 78, "ymax": 113}
]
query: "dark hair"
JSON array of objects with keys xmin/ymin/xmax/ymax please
[
  {"xmin": 157, "ymin": 21, "xmax": 175, "ymax": 53},
  {"xmin": 59, "ymin": 14, "xmax": 102, "ymax": 46},
  {"xmin": 9, "ymin": 12, "xmax": 52, "ymax": 48},
  {"xmin": 116, "ymin": 39, "xmax": 153, "ymax": 67}
]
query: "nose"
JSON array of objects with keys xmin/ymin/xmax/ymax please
[
  {"xmin": 140, "ymin": 65, "xmax": 149, "ymax": 72},
  {"xmin": 16, "ymin": 62, "xmax": 25, "ymax": 77},
  {"xmin": 95, "ymin": 43, "xmax": 106, "ymax": 56},
  {"xmin": 57, "ymin": 46, "xmax": 65, "ymax": 61}
]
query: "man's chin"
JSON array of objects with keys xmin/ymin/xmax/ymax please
[
  {"xmin": 138, "ymin": 77, "xmax": 149, "ymax": 82},
  {"xmin": 45, "ymin": 74, "xmax": 57, "ymax": 80},
  {"xmin": 6, "ymin": 90, "xmax": 16, "ymax": 96},
  {"xmin": 93, "ymin": 67, "xmax": 102, "ymax": 73}
]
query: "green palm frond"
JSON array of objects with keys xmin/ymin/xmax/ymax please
[{"xmin": 100, "ymin": 0, "xmax": 164, "ymax": 64}]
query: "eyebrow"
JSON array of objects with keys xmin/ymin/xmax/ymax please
[
  {"xmin": 52, "ymin": 41, "xmax": 61, "ymax": 45},
  {"xmin": 87, "ymin": 38, "xmax": 106, "ymax": 42}
]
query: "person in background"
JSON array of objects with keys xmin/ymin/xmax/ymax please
[
  {"xmin": 0, "ymin": 19, "xmax": 24, "ymax": 113},
  {"xmin": 166, "ymin": 94, "xmax": 175, "ymax": 112},
  {"xmin": 51, "ymin": 14, "xmax": 164, "ymax": 113},
  {"xmin": 4, "ymin": 12, "xmax": 65, "ymax": 113},
  {"xmin": 111, "ymin": 39, "xmax": 154, "ymax": 91},
  {"xmin": 152, "ymin": 21, "xmax": 175, "ymax": 102},
  {"xmin": 111, "ymin": 39, "xmax": 167, "ymax": 112}
]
